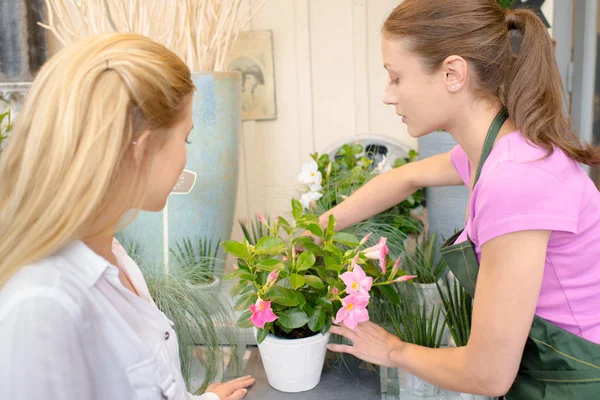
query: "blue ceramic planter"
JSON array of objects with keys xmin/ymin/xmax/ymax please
[{"xmin": 121, "ymin": 72, "xmax": 242, "ymax": 272}]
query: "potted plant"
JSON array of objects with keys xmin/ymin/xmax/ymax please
[
  {"xmin": 170, "ymin": 236, "xmax": 222, "ymax": 291},
  {"xmin": 222, "ymin": 199, "xmax": 416, "ymax": 393},
  {"xmin": 238, "ymin": 214, "xmax": 272, "ymax": 246},
  {"xmin": 438, "ymin": 276, "xmax": 492, "ymax": 400},
  {"xmin": 404, "ymin": 232, "xmax": 447, "ymax": 311},
  {"xmin": 389, "ymin": 285, "xmax": 446, "ymax": 397}
]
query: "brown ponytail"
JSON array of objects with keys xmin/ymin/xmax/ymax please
[{"xmin": 383, "ymin": 0, "xmax": 600, "ymax": 167}]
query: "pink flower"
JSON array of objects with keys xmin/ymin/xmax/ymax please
[
  {"xmin": 257, "ymin": 213, "xmax": 268, "ymax": 225},
  {"xmin": 359, "ymin": 233, "xmax": 372, "ymax": 246},
  {"xmin": 392, "ymin": 257, "xmax": 401, "ymax": 274},
  {"xmin": 331, "ymin": 287, "xmax": 339, "ymax": 295},
  {"xmin": 264, "ymin": 270, "xmax": 279, "ymax": 291},
  {"xmin": 362, "ymin": 237, "xmax": 389, "ymax": 274},
  {"xmin": 392, "ymin": 275, "xmax": 418, "ymax": 283},
  {"xmin": 249, "ymin": 299, "xmax": 278, "ymax": 329},
  {"xmin": 334, "ymin": 293, "xmax": 370, "ymax": 330},
  {"xmin": 341, "ymin": 264, "xmax": 373, "ymax": 295}
]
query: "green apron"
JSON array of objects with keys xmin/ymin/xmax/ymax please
[{"xmin": 439, "ymin": 109, "xmax": 600, "ymax": 399}]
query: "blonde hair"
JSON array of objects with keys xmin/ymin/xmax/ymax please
[{"xmin": 0, "ymin": 33, "xmax": 194, "ymax": 286}]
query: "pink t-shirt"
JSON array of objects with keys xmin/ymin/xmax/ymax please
[{"xmin": 450, "ymin": 131, "xmax": 600, "ymax": 344}]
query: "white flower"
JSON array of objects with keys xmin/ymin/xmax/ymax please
[
  {"xmin": 376, "ymin": 155, "xmax": 392, "ymax": 174},
  {"xmin": 309, "ymin": 180, "xmax": 322, "ymax": 192},
  {"xmin": 298, "ymin": 161, "xmax": 322, "ymax": 186},
  {"xmin": 300, "ymin": 191, "xmax": 323, "ymax": 210}
]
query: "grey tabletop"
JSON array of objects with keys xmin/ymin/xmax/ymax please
[{"xmin": 243, "ymin": 348, "xmax": 384, "ymax": 400}]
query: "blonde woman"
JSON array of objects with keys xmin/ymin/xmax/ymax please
[{"xmin": 0, "ymin": 33, "xmax": 254, "ymax": 400}]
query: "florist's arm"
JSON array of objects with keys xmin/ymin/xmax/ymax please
[
  {"xmin": 329, "ymin": 230, "xmax": 549, "ymax": 396},
  {"xmin": 318, "ymin": 151, "xmax": 463, "ymax": 231}
]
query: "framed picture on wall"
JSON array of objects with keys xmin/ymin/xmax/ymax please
[{"xmin": 226, "ymin": 30, "xmax": 277, "ymax": 121}]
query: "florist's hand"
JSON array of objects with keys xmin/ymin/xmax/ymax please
[
  {"xmin": 205, "ymin": 375, "xmax": 255, "ymax": 400},
  {"xmin": 327, "ymin": 321, "xmax": 404, "ymax": 368}
]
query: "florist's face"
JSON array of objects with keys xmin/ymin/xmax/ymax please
[
  {"xmin": 141, "ymin": 99, "xmax": 193, "ymax": 211},
  {"xmin": 381, "ymin": 37, "xmax": 453, "ymax": 138}
]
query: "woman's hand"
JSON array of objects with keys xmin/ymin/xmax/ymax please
[
  {"xmin": 327, "ymin": 321, "xmax": 404, "ymax": 368},
  {"xmin": 205, "ymin": 375, "xmax": 255, "ymax": 400}
]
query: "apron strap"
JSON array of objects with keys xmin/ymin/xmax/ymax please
[{"xmin": 473, "ymin": 107, "xmax": 509, "ymax": 186}]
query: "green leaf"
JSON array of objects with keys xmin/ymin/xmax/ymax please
[
  {"xmin": 304, "ymin": 275, "xmax": 325, "ymax": 289},
  {"xmin": 278, "ymin": 308, "xmax": 310, "ymax": 330},
  {"xmin": 327, "ymin": 214, "xmax": 336, "ymax": 233},
  {"xmin": 223, "ymin": 269, "xmax": 257, "ymax": 281},
  {"xmin": 256, "ymin": 328, "xmax": 269, "ymax": 344},
  {"xmin": 296, "ymin": 292, "xmax": 307, "ymax": 308},
  {"xmin": 277, "ymin": 216, "xmax": 293, "ymax": 233},
  {"xmin": 321, "ymin": 319, "xmax": 332, "ymax": 335},
  {"xmin": 315, "ymin": 266, "xmax": 330, "ymax": 282},
  {"xmin": 325, "ymin": 257, "xmax": 343, "ymax": 273},
  {"xmin": 333, "ymin": 232, "xmax": 359, "ymax": 247},
  {"xmin": 306, "ymin": 224, "xmax": 323, "ymax": 238},
  {"xmin": 236, "ymin": 310, "xmax": 254, "ymax": 328},
  {"xmin": 297, "ymin": 251, "xmax": 316, "ymax": 271},
  {"xmin": 221, "ymin": 240, "xmax": 248, "ymax": 259},
  {"xmin": 230, "ymin": 280, "xmax": 249, "ymax": 297},
  {"xmin": 267, "ymin": 286, "xmax": 300, "ymax": 307},
  {"xmin": 234, "ymin": 293, "xmax": 258, "ymax": 311},
  {"xmin": 308, "ymin": 306, "xmax": 326, "ymax": 332},
  {"xmin": 352, "ymin": 144, "xmax": 363, "ymax": 154},
  {"xmin": 323, "ymin": 244, "xmax": 343, "ymax": 257},
  {"xmin": 256, "ymin": 258, "xmax": 284, "ymax": 272},
  {"xmin": 378, "ymin": 285, "xmax": 401, "ymax": 305},
  {"xmin": 316, "ymin": 297, "xmax": 334, "ymax": 313},
  {"xmin": 255, "ymin": 236, "xmax": 286, "ymax": 254},
  {"xmin": 292, "ymin": 198, "xmax": 303, "ymax": 221},
  {"xmin": 289, "ymin": 274, "xmax": 306, "ymax": 289}
]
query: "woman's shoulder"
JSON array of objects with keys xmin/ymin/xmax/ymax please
[{"xmin": 0, "ymin": 254, "xmax": 86, "ymax": 323}]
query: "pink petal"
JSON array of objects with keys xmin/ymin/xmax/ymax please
[
  {"xmin": 344, "ymin": 312, "xmax": 358, "ymax": 330},
  {"xmin": 250, "ymin": 314, "xmax": 266, "ymax": 329},
  {"xmin": 360, "ymin": 277, "xmax": 373, "ymax": 292},
  {"xmin": 353, "ymin": 264, "xmax": 367, "ymax": 280},
  {"xmin": 335, "ymin": 306, "xmax": 348, "ymax": 324},
  {"xmin": 393, "ymin": 275, "xmax": 418, "ymax": 283},
  {"xmin": 262, "ymin": 309, "xmax": 279, "ymax": 324},
  {"xmin": 352, "ymin": 308, "xmax": 370, "ymax": 325},
  {"xmin": 352, "ymin": 293, "xmax": 370, "ymax": 308},
  {"xmin": 379, "ymin": 258, "xmax": 387, "ymax": 274},
  {"xmin": 341, "ymin": 270, "xmax": 357, "ymax": 288}
]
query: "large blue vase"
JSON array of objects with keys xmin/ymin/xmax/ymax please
[{"xmin": 120, "ymin": 72, "xmax": 242, "ymax": 272}]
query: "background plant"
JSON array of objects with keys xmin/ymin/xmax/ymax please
[
  {"xmin": 307, "ymin": 145, "xmax": 424, "ymax": 236},
  {"xmin": 238, "ymin": 214, "xmax": 271, "ymax": 246},
  {"xmin": 404, "ymin": 232, "xmax": 447, "ymax": 284},
  {"xmin": 170, "ymin": 236, "xmax": 221, "ymax": 285},
  {"xmin": 223, "ymin": 199, "xmax": 415, "ymax": 344},
  {"xmin": 388, "ymin": 285, "xmax": 446, "ymax": 349},
  {"xmin": 437, "ymin": 275, "xmax": 473, "ymax": 347}
]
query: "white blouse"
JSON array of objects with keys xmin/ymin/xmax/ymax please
[{"xmin": 0, "ymin": 239, "xmax": 219, "ymax": 400}]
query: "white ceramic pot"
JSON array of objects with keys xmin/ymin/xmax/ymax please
[
  {"xmin": 404, "ymin": 372, "xmax": 440, "ymax": 397},
  {"xmin": 187, "ymin": 275, "xmax": 221, "ymax": 293},
  {"xmin": 254, "ymin": 329, "xmax": 330, "ymax": 393}
]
